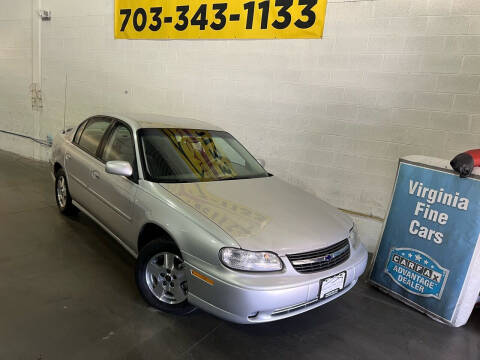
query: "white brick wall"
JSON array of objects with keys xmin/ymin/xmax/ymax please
[
  {"xmin": 0, "ymin": 2, "xmax": 34, "ymax": 158},
  {"xmin": 1, "ymin": 0, "xmax": 480, "ymax": 251}
]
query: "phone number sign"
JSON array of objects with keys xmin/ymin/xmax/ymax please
[{"xmin": 114, "ymin": 0, "xmax": 327, "ymax": 39}]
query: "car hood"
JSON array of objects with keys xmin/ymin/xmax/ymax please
[{"xmin": 160, "ymin": 177, "xmax": 353, "ymax": 256}]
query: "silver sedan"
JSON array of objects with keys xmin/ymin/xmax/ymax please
[{"xmin": 50, "ymin": 113, "xmax": 368, "ymax": 324}]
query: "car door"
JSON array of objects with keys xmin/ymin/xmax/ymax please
[
  {"xmin": 87, "ymin": 120, "xmax": 138, "ymax": 247},
  {"xmin": 66, "ymin": 117, "xmax": 113, "ymax": 211}
]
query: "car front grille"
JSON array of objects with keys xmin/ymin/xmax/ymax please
[{"xmin": 287, "ymin": 239, "xmax": 350, "ymax": 274}]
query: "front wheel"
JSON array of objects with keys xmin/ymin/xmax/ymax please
[{"xmin": 135, "ymin": 240, "xmax": 196, "ymax": 315}]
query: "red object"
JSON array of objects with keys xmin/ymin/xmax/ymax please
[
  {"xmin": 466, "ymin": 149, "xmax": 480, "ymax": 167},
  {"xmin": 451, "ymin": 149, "xmax": 480, "ymax": 178}
]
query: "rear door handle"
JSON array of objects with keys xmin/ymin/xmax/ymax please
[{"xmin": 91, "ymin": 170, "xmax": 100, "ymax": 180}]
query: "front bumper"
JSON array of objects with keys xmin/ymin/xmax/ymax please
[{"xmin": 185, "ymin": 243, "xmax": 368, "ymax": 324}]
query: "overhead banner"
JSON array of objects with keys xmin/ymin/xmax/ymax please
[
  {"xmin": 370, "ymin": 158, "xmax": 480, "ymax": 326},
  {"xmin": 114, "ymin": 0, "xmax": 328, "ymax": 39}
]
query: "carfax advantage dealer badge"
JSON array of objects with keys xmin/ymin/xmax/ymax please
[{"xmin": 385, "ymin": 248, "xmax": 449, "ymax": 300}]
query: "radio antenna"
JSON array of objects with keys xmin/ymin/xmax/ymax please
[{"xmin": 63, "ymin": 73, "xmax": 68, "ymax": 133}]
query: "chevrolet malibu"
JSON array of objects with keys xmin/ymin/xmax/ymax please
[{"xmin": 50, "ymin": 114, "xmax": 368, "ymax": 323}]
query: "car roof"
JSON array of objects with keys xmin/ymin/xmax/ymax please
[{"xmin": 105, "ymin": 113, "xmax": 224, "ymax": 132}]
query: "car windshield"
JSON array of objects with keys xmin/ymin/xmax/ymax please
[{"xmin": 139, "ymin": 128, "xmax": 269, "ymax": 183}]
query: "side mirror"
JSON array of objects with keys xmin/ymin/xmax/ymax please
[
  {"xmin": 105, "ymin": 161, "xmax": 133, "ymax": 177},
  {"xmin": 257, "ymin": 158, "xmax": 266, "ymax": 167}
]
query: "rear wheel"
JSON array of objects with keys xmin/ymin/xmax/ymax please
[
  {"xmin": 135, "ymin": 240, "xmax": 196, "ymax": 315},
  {"xmin": 55, "ymin": 168, "xmax": 77, "ymax": 216}
]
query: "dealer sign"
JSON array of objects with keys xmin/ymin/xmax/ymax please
[
  {"xmin": 114, "ymin": 0, "xmax": 327, "ymax": 39},
  {"xmin": 370, "ymin": 158, "xmax": 480, "ymax": 325}
]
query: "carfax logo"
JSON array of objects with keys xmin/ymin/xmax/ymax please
[{"xmin": 384, "ymin": 248, "xmax": 449, "ymax": 300}]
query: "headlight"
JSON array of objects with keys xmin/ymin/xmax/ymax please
[
  {"xmin": 348, "ymin": 224, "xmax": 360, "ymax": 249},
  {"xmin": 219, "ymin": 248, "xmax": 284, "ymax": 272}
]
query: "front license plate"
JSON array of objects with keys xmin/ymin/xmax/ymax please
[{"xmin": 319, "ymin": 272, "xmax": 346, "ymax": 300}]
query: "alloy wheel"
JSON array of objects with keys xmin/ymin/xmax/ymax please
[
  {"xmin": 56, "ymin": 176, "xmax": 67, "ymax": 209},
  {"xmin": 145, "ymin": 252, "xmax": 188, "ymax": 305}
]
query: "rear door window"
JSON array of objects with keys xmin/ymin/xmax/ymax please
[
  {"xmin": 73, "ymin": 121, "xmax": 87, "ymax": 144},
  {"xmin": 78, "ymin": 118, "xmax": 111, "ymax": 157}
]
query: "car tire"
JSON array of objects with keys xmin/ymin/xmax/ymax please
[
  {"xmin": 135, "ymin": 239, "xmax": 196, "ymax": 315},
  {"xmin": 55, "ymin": 168, "xmax": 78, "ymax": 216}
]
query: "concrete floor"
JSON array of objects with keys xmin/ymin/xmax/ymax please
[{"xmin": 0, "ymin": 149, "xmax": 479, "ymax": 360}]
